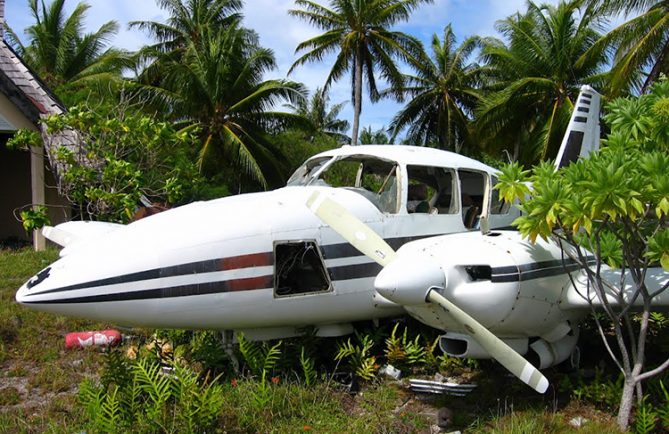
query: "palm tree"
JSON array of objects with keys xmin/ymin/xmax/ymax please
[
  {"xmin": 129, "ymin": 0, "xmax": 242, "ymax": 84},
  {"xmin": 129, "ymin": 0, "xmax": 241, "ymax": 56},
  {"xmin": 135, "ymin": 24, "xmax": 306, "ymax": 189},
  {"xmin": 389, "ymin": 25, "xmax": 482, "ymax": 152},
  {"xmin": 288, "ymin": 0, "xmax": 430, "ymax": 145},
  {"xmin": 359, "ymin": 125, "xmax": 391, "ymax": 143},
  {"xmin": 6, "ymin": 0, "xmax": 128, "ymax": 100},
  {"xmin": 286, "ymin": 87, "xmax": 350, "ymax": 143},
  {"xmin": 586, "ymin": 0, "xmax": 669, "ymax": 95},
  {"xmin": 476, "ymin": 0, "xmax": 609, "ymax": 164}
]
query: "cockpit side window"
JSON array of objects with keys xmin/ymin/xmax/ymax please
[
  {"xmin": 406, "ymin": 165, "xmax": 457, "ymax": 214},
  {"xmin": 490, "ymin": 176, "xmax": 511, "ymax": 215},
  {"xmin": 458, "ymin": 170, "xmax": 487, "ymax": 229}
]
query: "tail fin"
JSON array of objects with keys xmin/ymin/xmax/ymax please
[{"xmin": 555, "ymin": 85, "xmax": 601, "ymax": 169}]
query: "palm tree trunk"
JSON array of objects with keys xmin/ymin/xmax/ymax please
[
  {"xmin": 351, "ymin": 46, "xmax": 363, "ymax": 145},
  {"xmin": 642, "ymin": 37, "xmax": 669, "ymax": 94}
]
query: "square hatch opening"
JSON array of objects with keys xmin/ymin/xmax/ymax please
[{"xmin": 274, "ymin": 241, "xmax": 331, "ymax": 297}]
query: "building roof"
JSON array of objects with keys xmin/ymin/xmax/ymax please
[
  {"xmin": 0, "ymin": 39, "xmax": 64, "ymax": 122},
  {"xmin": 0, "ymin": 38, "xmax": 76, "ymax": 187}
]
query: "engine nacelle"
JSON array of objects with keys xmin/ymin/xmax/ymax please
[{"xmin": 439, "ymin": 329, "xmax": 580, "ymax": 369}]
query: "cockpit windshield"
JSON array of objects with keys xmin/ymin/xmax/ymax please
[
  {"xmin": 287, "ymin": 155, "xmax": 399, "ymax": 213},
  {"xmin": 286, "ymin": 157, "xmax": 331, "ymax": 186}
]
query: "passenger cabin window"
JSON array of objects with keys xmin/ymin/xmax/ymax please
[
  {"xmin": 458, "ymin": 170, "xmax": 486, "ymax": 229},
  {"xmin": 490, "ymin": 177, "xmax": 511, "ymax": 215},
  {"xmin": 274, "ymin": 241, "xmax": 331, "ymax": 297},
  {"xmin": 308, "ymin": 156, "xmax": 399, "ymax": 214},
  {"xmin": 406, "ymin": 165, "xmax": 457, "ymax": 214}
]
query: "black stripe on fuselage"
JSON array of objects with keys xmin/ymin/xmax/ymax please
[
  {"xmin": 26, "ymin": 234, "xmax": 438, "ymax": 298},
  {"xmin": 22, "ymin": 275, "xmax": 275, "ymax": 304},
  {"xmin": 24, "ymin": 256, "xmax": 594, "ymax": 305},
  {"xmin": 320, "ymin": 234, "xmax": 434, "ymax": 260},
  {"xmin": 24, "ymin": 252, "xmax": 275, "ymax": 298},
  {"xmin": 490, "ymin": 258, "xmax": 590, "ymax": 282},
  {"xmin": 328, "ymin": 262, "xmax": 383, "ymax": 281}
]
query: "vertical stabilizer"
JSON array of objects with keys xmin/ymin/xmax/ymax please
[{"xmin": 555, "ymin": 85, "xmax": 601, "ymax": 169}]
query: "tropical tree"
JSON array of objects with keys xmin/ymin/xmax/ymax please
[
  {"xmin": 135, "ymin": 24, "xmax": 306, "ymax": 189},
  {"xmin": 389, "ymin": 25, "xmax": 482, "ymax": 151},
  {"xmin": 496, "ymin": 80, "xmax": 669, "ymax": 431},
  {"xmin": 285, "ymin": 87, "xmax": 350, "ymax": 143},
  {"xmin": 359, "ymin": 125, "xmax": 391, "ymax": 143},
  {"xmin": 587, "ymin": 0, "xmax": 669, "ymax": 95},
  {"xmin": 288, "ymin": 0, "xmax": 431, "ymax": 145},
  {"xmin": 6, "ymin": 0, "xmax": 129, "ymax": 102},
  {"xmin": 476, "ymin": 0, "xmax": 609, "ymax": 164},
  {"xmin": 129, "ymin": 0, "xmax": 241, "ymax": 69}
]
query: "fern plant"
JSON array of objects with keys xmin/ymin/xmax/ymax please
[
  {"xmin": 99, "ymin": 385, "xmax": 122, "ymax": 434},
  {"xmin": 133, "ymin": 358, "xmax": 171, "ymax": 430},
  {"xmin": 336, "ymin": 333, "xmax": 378, "ymax": 381},
  {"xmin": 300, "ymin": 346, "xmax": 317, "ymax": 387},
  {"xmin": 237, "ymin": 333, "xmax": 282, "ymax": 380},
  {"xmin": 384, "ymin": 324, "xmax": 427, "ymax": 370},
  {"xmin": 385, "ymin": 323, "xmax": 406, "ymax": 365},
  {"xmin": 79, "ymin": 353, "xmax": 228, "ymax": 433},
  {"xmin": 237, "ymin": 334, "xmax": 283, "ymax": 407},
  {"xmin": 658, "ymin": 380, "xmax": 669, "ymax": 430},
  {"xmin": 634, "ymin": 396, "xmax": 658, "ymax": 434},
  {"xmin": 170, "ymin": 362, "xmax": 226, "ymax": 432}
]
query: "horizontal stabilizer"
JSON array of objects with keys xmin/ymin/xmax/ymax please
[
  {"xmin": 43, "ymin": 221, "xmax": 123, "ymax": 249},
  {"xmin": 555, "ymin": 85, "xmax": 601, "ymax": 169}
]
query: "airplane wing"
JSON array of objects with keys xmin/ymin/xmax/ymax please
[
  {"xmin": 43, "ymin": 221, "xmax": 123, "ymax": 253},
  {"xmin": 555, "ymin": 85, "xmax": 602, "ymax": 169},
  {"xmin": 560, "ymin": 266, "xmax": 669, "ymax": 311}
]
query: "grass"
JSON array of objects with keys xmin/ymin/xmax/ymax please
[
  {"xmin": 0, "ymin": 247, "xmax": 622, "ymax": 433},
  {"xmin": 0, "ymin": 247, "xmax": 106, "ymax": 432}
]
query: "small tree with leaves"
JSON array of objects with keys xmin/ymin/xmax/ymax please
[
  {"xmin": 497, "ymin": 81, "xmax": 669, "ymax": 430},
  {"xmin": 10, "ymin": 99, "xmax": 204, "ymax": 223}
]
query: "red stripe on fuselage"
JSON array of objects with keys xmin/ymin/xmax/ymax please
[{"xmin": 218, "ymin": 252, "xmax": 273, "ymax": 271}]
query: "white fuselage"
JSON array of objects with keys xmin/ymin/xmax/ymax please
[{"xmin": 14, "ymin": 146, "xmax": 528, "ymax": 338}]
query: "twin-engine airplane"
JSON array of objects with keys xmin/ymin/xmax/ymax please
[{"xmin": 16, "ymin": 86, "xmax": 669, "ymax": 391}]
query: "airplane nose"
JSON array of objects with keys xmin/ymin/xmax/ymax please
[
  {"xmin": 374, "ymin": 254, "xmax": 445, "ymax": 306},
  {"xmin": 15, "ymin": 283, "xmax": 29, "ymax": 304},
  {"xmin": 16, "ymin": 265, "xmax": 54, "ymax": 305}
]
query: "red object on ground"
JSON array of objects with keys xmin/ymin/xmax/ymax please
[{"xmin": 65, "ymin": 329, "xmax": 122, "ymax": 349}]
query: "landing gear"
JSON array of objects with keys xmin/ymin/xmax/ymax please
[
  {"xmin": 570, "ymin": 345, "xmax": 581, "ymax": 370},
  {"xmin": 222, "ymin": 330, "xmax": 239, "ymax": 373}
]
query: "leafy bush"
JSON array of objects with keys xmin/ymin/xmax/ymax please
[
  {"xmin": 19, "ymin": 206, "xmax": 51, "ymax": 233},
  {"xmin": 32, "ymin": 103, "xmax": 205, "ymax": 222}
]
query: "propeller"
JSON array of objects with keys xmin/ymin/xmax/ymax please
[{"xmin": 306, "ymin": 192, "xmax": 549, "ymax": 394}]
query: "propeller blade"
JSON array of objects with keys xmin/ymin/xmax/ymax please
[
  {"xmin": 427, "ymin": 289, "xmax": 549, "ymax": 393},
  {"xmin": 306, "ymin": 192, "xmax": 396, "ymax": 266},
  {"xmin": 305, "ymin": 192, "xmax": 549, "ymax": 394}
]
